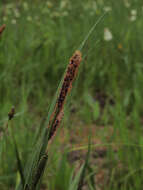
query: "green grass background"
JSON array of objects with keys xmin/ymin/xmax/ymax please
[{"xmin": 0, "ymin": 0, "xmax": 143, "ymax": 189}]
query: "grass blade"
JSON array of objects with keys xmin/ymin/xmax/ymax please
[
  {"xmin": 78, "ymin": 12, "xmax": 106, "ymax": 51},
  {"xmin": 14, "ymin": 139, "xmax": 25, "ymax": 188},
  {"xmin": 30, "ymin": 154, "xmax": 48, "ymax": 190},
  {"xmin": 69, "ymin": 165, "xmax": 85, "ymax": 190},
  {"xmin": 77, "ymin": 136, "xmax": 91, "ymax": 190}
]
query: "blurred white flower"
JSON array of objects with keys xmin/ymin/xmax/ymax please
[
  {"xmin": 104, "ymin": 28, "xmax": 113, "ymax": 41},
  {"xmin": 46, "ymin": 1, "xmax": 53, "ymax": 8},
  {"xmin": 60, "ymin": 1, "xmax": 67, "ymax": 9},
  {"xmin": 131, "ymin": 9, "xmax": 137, "ymax": 16},
  {"xmin": 129, "ymin": 15, "xmax": 136, "ymax": 21},
  {"xmin": 104, "ymin": 6, "xmax": 112, "ymax": 12},
  {"xmin": 23, "ymin": 2, "xmax": 29, "ymax": 11},
  {"xmin": 3, "ymin": 16, "xmax": 8, "ymax": 22},
  {"xmin": 27, "ymin": 16, "xmax": 32, "ymax": 22},
  {"xmin": 14, "ymin": 9, "xmax": 20, "ymax": 18},
  {"xmin": 124, "ymin": 0, "xmax": 130, "ymax": 8},
  {"xmin": 129, "ymin": 9, "xmax": 137, "ymax": 21},
  {"xmin": 11, "ymin": 19, "xmax": 16, "ymax": 24}
]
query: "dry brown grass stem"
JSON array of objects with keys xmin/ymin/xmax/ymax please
[{"xmin": 0, "ymin": 24, "xmax": 6, "ymax": 36}]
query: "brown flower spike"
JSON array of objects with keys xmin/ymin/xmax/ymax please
[
  {"xmin": 0, "ymin": 24, "xmax": 6, "ymax": 36},
  {"xmin": 8, "ymin": 106, "xmax": 15, "ymax": 120},
  {"xmin": 48, "ymin": 50, "xmax": 82, "ymax": 141},
  {"xmin": 48, "ymin": 110, "xmax": 64, "ymax": 140},
  {"xmin": 57, "ymin": 50, "xmax": 82, "ymax": 111}
]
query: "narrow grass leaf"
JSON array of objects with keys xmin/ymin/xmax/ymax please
[
  {"xmin": 77, "ymin": 136, "xmax": 91, "ymax": 190},
  {"xmin": 68, "ymin": 165, "xmax": 84, "ymax": 190},
  {"xmin": 78, "ymin": 12, "xmax": 106, "ymax": 51},
  {"xmin": 30, "ymin": 154, "xmax": 48, "ymax": 190},
  {"xmin": 13, "ymin": 139, "xmax": 25, "ymax": 188}
]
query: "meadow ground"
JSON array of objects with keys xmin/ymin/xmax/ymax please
[{"xmin": 0, "ymin": 0, "xmax": 143, "ymax": 189}]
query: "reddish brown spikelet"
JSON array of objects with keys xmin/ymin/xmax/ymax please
[
  {"xmin": 8, "ymin": 106, "xmax": 15, "ymax": 120},
  {"xmin": 57, "ymin": 50, "xmax": 82, "ymax": 110},
  {"xmin": 48, "ymin": 111, "xmax": 64, "ymax": 141},
  {"xmin": 0, "ymin": 24, "xmax": 6, "ymax": 36},
  {"xmin": 48, "ymin": 50, "xmax": 82, "ymax": 141}
]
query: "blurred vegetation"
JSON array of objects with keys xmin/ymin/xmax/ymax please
[{"xmin": 0, "ymin": 0, "xmax": 143, "ymax": 189}]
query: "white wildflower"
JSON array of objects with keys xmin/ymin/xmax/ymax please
[
  {"xmin": 129, "ymin": 15, "xmax": 136, "ymax": 21},
  {"xmin": 131, "ymin": 9, "xmax": 137, "ymax": 16},
  {"xmin": 124, "ymin": 0, "xmax": 130, "ymax": 8},
  {"xmin": 60, "ymin": 1, "xmax": 67, "ymax": 9},
  {"xmin": 14, "ymin": 9, "xmax": 20, "ymax": 18},
  {"xmin": 104, "ymin": 28, "xmax": 113, "ymax": 41},
  {"xmin": 23, "ymin": 2, "xmax": 29, "ymax": 11},
  {"xmin": 46, "ymin": 1, "xmax": 53, "ymax": 8},
  {"xmin": 11, "ymin": 19, "xmax": 16, "ymax": 24},
  {"xmin": 27, "ymin": 16, "xmax": 32, "ymax": 22},
  {"xmin": 3, "ymin": 16, "xmax": 7, "ymax": 22},
  {"xmin": 104, "ymin": 6, "xmax": 112, "ymax": 12},
  {"xmin": 129, "ymin": 9, "xmax": 137, "ymax": 22}
]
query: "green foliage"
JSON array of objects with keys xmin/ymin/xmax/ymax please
[{"xmin": 1, "ymin": 0, "xmax": 143, "ymax": 189}]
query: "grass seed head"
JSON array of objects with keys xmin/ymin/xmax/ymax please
[
  {"xmin": 48, "ymin": 50, "xmax": 82, "ymax": 141},
  {"xmin": 8, "ymin": 106, "xmax": 15, "ymax": 120},
  {"xmin": 57, "ymin": 50, "xmax": 82, "ymax": 110},
  {"xmin": 48, "ymin": 110, "xmax": 64, "ymax": 141}
]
